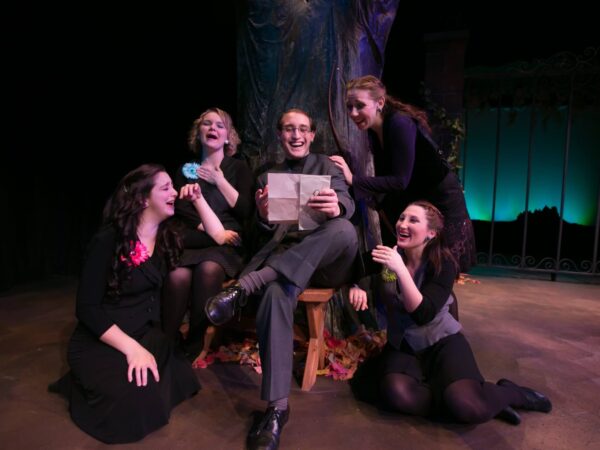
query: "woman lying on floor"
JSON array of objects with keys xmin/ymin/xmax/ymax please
[{"xmin": 349, "ymin": 201, "xmax": 551, "ymax": 425}]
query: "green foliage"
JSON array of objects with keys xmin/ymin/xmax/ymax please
[{"xmin": 420, "ymin": 83, "xmax": 465, "ymax": 172}]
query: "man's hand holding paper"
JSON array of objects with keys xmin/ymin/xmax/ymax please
[
  {"xmin": 266, "ymin": 173, "xmax": 332, "ymax": 230},
  {"xmin": 255, "ymin": 185, "xmax": 269, "ymax": 221},
  {"xmin": 306, "ymin": 188, "xmax": 340, "ymax": 218}
]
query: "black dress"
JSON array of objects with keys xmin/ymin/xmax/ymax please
[
  {"xmin": 52, "ymin": 228, "xmax": 200, "ymax": 444},
  {"xmin": 174, "ymin": 156, "xmax": 253, "ymax": 277},
  {"xmin": 352, "ymin": 112, "xmax": 477, "ymax": 272}
]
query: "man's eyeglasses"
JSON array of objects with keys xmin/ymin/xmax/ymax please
[{"xmin": 281, "ymin": 125, "xmax": 312, "ymax": 135}]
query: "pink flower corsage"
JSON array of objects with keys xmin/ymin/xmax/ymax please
[{"xmin": 120, "ymin": 240, "xmax": 150, "ymax": 267}]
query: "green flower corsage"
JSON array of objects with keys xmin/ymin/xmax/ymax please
[{"xmin": 381, "ymin": 267, "xmax": 397, "ymax": 283}]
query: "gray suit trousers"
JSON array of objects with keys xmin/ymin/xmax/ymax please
[{"xmin": 256, "ymin": 218, "xmax": 358, "ymax": 401}]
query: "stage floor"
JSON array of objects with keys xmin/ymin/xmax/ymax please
[{"xmin": 1, "ymin": 270, "xmax": 599, "ymax": 449}]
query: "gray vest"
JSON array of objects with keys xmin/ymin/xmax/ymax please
[{"xmin": 385, "ymin": 264, "xmax": 461, "ymax": 352}]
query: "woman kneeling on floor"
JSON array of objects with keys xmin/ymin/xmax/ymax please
[{"xmin": 49, "ymin": 164, "xmax": 200, "ymax": 443}]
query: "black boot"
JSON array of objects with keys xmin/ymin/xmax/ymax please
[
  {"xmin": 495, "ymin": 406, "xmax": 521, "ymax": 425},
  {"xmin": 497, "ymin": 378, "xmax": 552, "ymax": 413}
]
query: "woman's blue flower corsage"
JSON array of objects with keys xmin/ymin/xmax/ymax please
[{"xmin": 182, "ymin": 162, "xmax": 200, "ymax": 180}]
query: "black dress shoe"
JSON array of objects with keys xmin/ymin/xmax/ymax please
[
  {"xmin": 204, "ymin": 283, "xmax": 245, "ymax": 326},
  {"xmin": 495, "ymin": 406, "xmax": 521, "ymax": 425},
  {"xmin": 497, "ymin": 378, "xmax": 552, "ymax": 413},
  {"xmin": 246, "ymin": 406, "xmax": 290, "ymax": 450}
]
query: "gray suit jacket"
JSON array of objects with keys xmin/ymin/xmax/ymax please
[
  {"xmin": 243, "ymin": 153, "xmax": 355, "ymax": 273},
  {"xmin": 257, "ymin": 152, "xmax": 354, "ymax": 221}
]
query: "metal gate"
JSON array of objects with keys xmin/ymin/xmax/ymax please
[{"xmin": 461, "ymin": 48, "xmax": 600, "ymax": 277}]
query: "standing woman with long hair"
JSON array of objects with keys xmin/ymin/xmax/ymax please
[
  {"xmin": 330, "ymin": 75, "xmax": 476, "ymax": 273},
  {"xmin": 50, "ymin": 164, "xmax": 200, "ymax": 444},
  {"xmin": 349, "ymin": 201, "xmax": 551, "ymax": 425},
  {"xmin": 162, "ymin": 108, "xmax": 253, "ymax": 359}
]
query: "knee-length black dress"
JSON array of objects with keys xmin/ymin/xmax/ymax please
[
  {"xmin": 52, "ymin": 228, "xmax": 200, "ymax": 444},
  {"xmin": 353, "ymin": 112, "xmax": 477, "ymax": 272},
  {"xmin": 174, "ymin": 156, "xmax": 254, "ymax": 276}
]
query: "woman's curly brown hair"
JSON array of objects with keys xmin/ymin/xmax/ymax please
[{"xmin": 102, "ymin": 163, "xmax": 182, "ymax": 296}]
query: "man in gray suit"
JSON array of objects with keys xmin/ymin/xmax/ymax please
[{"xmin": 206, "ymin": 108, "xmax": 358, "ymax": 450}]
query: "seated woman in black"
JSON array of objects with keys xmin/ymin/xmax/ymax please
[
  {"xmin": 349, "ymin": 201, "xmax": 551, "ymax": 425},
  {"xmin": 162, "ymin": 108, "xmax": 253, "ymax": 359},
  {"xmin": 50, "ymin": 164, "xmax": 200, "ymax": 443}
]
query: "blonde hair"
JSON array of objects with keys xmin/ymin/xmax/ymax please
[
  {"xmin": 346, "ymin": 75, "xmax": 431, "ymax": 135},
  {"xmin": 188, "ymin": 107, "xmax": 241, "ymax": 157}
]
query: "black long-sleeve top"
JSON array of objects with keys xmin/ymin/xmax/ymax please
[
  {"xmin": 352, "ymin": 112, "xmax": 449, "ymax": 197},
  {"xmin": 408, "ymin": 259, "xmax": 457, "ymax": 326},
  {"xmin": 75, "ymin": 228, "xmax": 165, "ymax": 338},
  {"xmin": 174, "ymin": 156, "xmax": 254, "ymax": 235},
  {"xmin": 386, "ymin": 257, "xmax": 461, "ymax": 352}
]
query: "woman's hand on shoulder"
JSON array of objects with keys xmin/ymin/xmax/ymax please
[
  {"xmin": 307, "ymin": 188, "xmax": 341, "ymax": 218},
  {"xmin": 349, "ymin": 285, "xmax": 368, "ymax": 311},
  {"xmin": 329, "ymin": 155, "xmax": 353, "ymax": 186},
  {"xmin": 126, "ymin": 343, "xmax": 159, "ymax": 387}
]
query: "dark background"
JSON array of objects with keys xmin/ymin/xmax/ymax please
[{"xmin": 4, "ymin": 2, "xmax": 597, "ymax": 290}]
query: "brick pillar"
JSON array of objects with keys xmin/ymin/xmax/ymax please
[{"xmin": 423, "ymin": 30, "xmax": 469, "ymax": 158}]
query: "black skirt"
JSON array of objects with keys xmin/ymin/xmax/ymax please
[
  {"xmin": 444, "ymin": 216, "xmax": 477, "ymax": 274},
  {"xmin": 179, "ymin": 246, "xmax": 244, "ymax": 278},
  {"xmin": 52, "ymin": 325, "xmax": 200, "ymax": 444},
  {"xmin": 429, "ymin": 173, "xmax": 477, "ymax": 273},
  {"xmin": 380, "ymin": 333, "xmax": 484, "ymax": 412},
  {"xmin": 180, "ymin": 229, "xmax": 245, "ymax": 278}
]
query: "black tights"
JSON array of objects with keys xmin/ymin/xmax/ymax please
[
  {"xmin": 381, "ymin": 374, "xmax": 432, "ymax": 416},
  {"xmin": 162, "ymin": 261, "xmax": 226, "ymax": 342},
  {"xmin": 381, "ymin": 375, "xmax": 523, "ymax": 423}
]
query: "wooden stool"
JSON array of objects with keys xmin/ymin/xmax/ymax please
[
  {"xmin": 199, "ymin": 285, "xmax": 335, "ymax": 392},
  {"xmin": 297, "ymin": 288, "xmax": 335, "ymax": 391}
]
